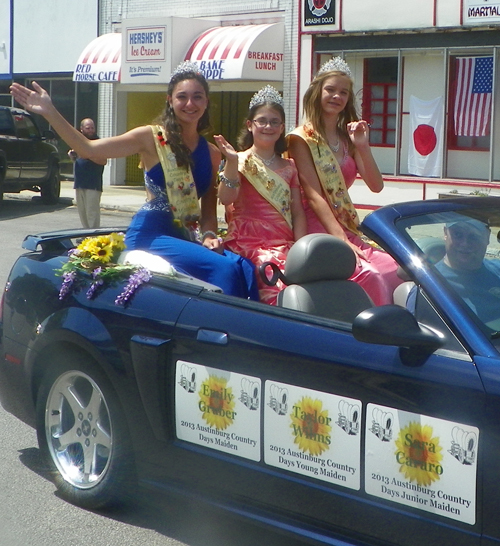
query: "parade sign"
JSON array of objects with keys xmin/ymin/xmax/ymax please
[
  {"xmin": 365, "ymin": 404, "xmax": 478, "ymax": 525},
  {"xmin": 264, "ymin": 380, "xmax": 362, "ymax": 490},
  {"xmin": 175, "ymin": 361, "xmax": 261, "ymax": 461}
]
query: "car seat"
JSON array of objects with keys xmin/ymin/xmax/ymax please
[{"xmin": 260, "ymin": 234, "xmax": 374, "ymax": 322}]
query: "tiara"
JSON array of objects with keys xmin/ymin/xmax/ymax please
[
  {"xmin": 317, "ymin": 56, "xmax": 351, "ymax": 77},
  {"xmin": 249, "ymin": 85, "xmax": 284, "ymax": 110},
  {"xmin": 170, "ymin": 61, "xmax": 203, "ymax": 81}
]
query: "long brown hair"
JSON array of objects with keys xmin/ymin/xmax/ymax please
[
  {"xmin": 156, "ymin": 70, "xmax": 211, "ymax": 169},
  {"xmin": 303, "ymin": 70, "xmax": 359, "ymax": 153}
]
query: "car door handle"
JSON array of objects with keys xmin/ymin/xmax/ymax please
[{"xmin": 197, "ymin": 329, "xmax": 228, "ymax": 346}]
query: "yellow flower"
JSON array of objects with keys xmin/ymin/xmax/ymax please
[
  {"xmin": 109, "ymin": 232, "xmax": 126, "ymax": 251},
  {"xmin": 198, "ymin": 375, "xmax": 235, "ymax": 430},
  {"xmin": 76, "ymin": 233, "xmax": 125, "ymax": 264},
  {"xmin": 94, "ymin": 243, "xmax": 114, "ymax": 263},
  {"xmin": 395, "ymin": 422, "xmax": 443, "ymax": 486},
  {"xmin": 290, "ymin": 396, "xmax": 332, "ymax": 456}
]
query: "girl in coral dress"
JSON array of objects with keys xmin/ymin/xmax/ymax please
[
  {"xmin": 287, "ymin": 57, "xmax": 402, "ymax": 306},
  {"xmin": 215, "ymin": 86, "xmax": 307, "ymax": 304}
]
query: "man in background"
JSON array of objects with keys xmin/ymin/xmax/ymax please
[{"xmin": 68, "ymin": 118, "xmax": 106, "ymax": 229}]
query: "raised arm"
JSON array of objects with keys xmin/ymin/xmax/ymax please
[
  {"xmin": 347, "ymin": 121, "xmax": 383, "ymax": 193},
  {"xmin": 213, "ymin": 134, "xmax": 240, "ymax": 206},
  {"xmin": 11, "ymin": 81, "xmax": 158, "ymax": 169}
]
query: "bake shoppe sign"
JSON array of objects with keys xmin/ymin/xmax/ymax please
[
  {"xmin": 186, "ymin": 23, "xmax": 285, "ymax": 81},
  {"xmin": 465, "ymin": 0, "xmax": 500, "ymax": 23}
]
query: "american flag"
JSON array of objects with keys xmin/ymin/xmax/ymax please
[{"xmin": 453, "ymin": 56, "xmax": 493, "ymax": 137}]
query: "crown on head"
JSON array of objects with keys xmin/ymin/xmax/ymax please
[
  {"xmin": 249, "ymin": 85, "xmax": 284, "ymax": 110},
  {"xmin": 170, "ymin": 61, "xmax": 203, "ymax": 81},
  {"xmin": 317, "ymin": 56, "xmax": 352, "ymax": 77}
]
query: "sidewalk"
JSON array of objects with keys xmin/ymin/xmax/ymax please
[
  {"xmin": 26, "ymin": 180, "xmax": 372, "ymax": 223},
  {"xmin": 60, "ymin": 180, "xmax": 145, "ymax": 214}
]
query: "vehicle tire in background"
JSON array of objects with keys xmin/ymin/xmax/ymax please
[
  {"xmin": 40, "ymin": 165, "xmax": 61, "ymax": 205},
  {"xmin": 35, "ymin": 348, "xmax": 136, "ymax": 509}
]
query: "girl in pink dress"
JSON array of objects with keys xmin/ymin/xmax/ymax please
[
  {"xmin": 215, "ymin": 86, "xmax": 307, "ymax": 304},
  {"xmin": 287, "ymin": 57, "xmax": 402, "ymax": 306}
]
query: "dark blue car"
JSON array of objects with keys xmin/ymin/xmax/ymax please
[{"xmin": 0, "ymin": 197, "xmax": 499, "ymax": 546}]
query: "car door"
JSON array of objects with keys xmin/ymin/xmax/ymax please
[{"xmin": 167, "ymin": 291, "xmax": 483, "ymax": 546}]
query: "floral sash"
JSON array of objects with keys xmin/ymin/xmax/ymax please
[
  {"xmin": 151, "ymin": 125, "xmax": 201, "ymax": 238},
  {"xmin": 288, "ymin": 125, "xmax": 359, "ymax": 235},
  {"xmin": 239, "ymin": 152, "xmax": 293, "ymax": 229}
]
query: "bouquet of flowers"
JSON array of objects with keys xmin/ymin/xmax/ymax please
[{"xmin": 56, "ymin": 232, "xmax": 151, "ymax": 305}]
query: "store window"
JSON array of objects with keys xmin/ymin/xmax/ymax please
[
  {"xmin": 362, "ymin": 58, "xmax": 398, "ymax": 147},
  {"xmin": 447, "ymin": 55, "xmax": 492, "ymax": 151}
]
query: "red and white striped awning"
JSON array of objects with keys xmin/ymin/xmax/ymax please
[
  {"xmin": 184, "ymin": 23, "xmax": 284, "ymax": 81},
  {"xmin": 73, "ymin": 33, "xmax": 121, "ymax": 83}
]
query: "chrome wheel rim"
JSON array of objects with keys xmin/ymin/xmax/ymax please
[{"xmin": 44, "ymin": 370, "xmax": 113, "ymax": 489}]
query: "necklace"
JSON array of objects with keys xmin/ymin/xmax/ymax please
[
  {"xmin": 328, "ymin": 136, "xmax": 340, "ymax": 153},
  {"xmin": 253, "ymin": 151, "xmax": 276, "ymax": 167}
]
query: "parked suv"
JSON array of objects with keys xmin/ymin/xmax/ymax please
[{"xmin": 0, "ymin": 106, "xmax": 60, "ymax": 207}]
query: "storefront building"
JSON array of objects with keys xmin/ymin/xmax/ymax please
[
  {"xmin": 299, "ymin": 0, "xmax": 500, "ymax": 206},
  {"xmin": 5, "ymin": 0, "xmax": 499, "ymax": 206},
  {"xmin": 0, "ymin": 0, "xmax": 101, "ymax": 175},
  {"xmin": 90, "ymin": 0, "xmax": 297, "ymax": 186}
]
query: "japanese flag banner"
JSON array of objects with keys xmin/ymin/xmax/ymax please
[{"xmin": 408, "ymin": 95, "xmax": 444, "ymax": 178}]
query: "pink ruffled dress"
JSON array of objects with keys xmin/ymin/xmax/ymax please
[
  {"xmin": 224, "ymin": 159, "xmax": 299, "ymax": 305},
  {"xmin": 303, "ymin": 146, "xmax": 402, "ymax": 306}
]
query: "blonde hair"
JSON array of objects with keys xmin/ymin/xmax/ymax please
[{"xmin": 303, "ymin": 71, "xmax": 359, "ymax": 153}]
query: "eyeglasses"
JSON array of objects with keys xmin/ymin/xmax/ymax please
[{"xmin": 252, "ymin": 118, "xmax": 283, "ymax": 128}]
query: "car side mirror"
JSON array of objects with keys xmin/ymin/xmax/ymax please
[{"xmin": 352, "ymin": 304, "xmax": 445, "ymax": 352}]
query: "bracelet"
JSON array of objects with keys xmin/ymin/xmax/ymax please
[
  {"xmin": 202, "ymin": 230, "xmax": 217, "ymax": 241},
  {"xmin": 218, "ymin": 172, "xmax": 240, "ymax": 189}
]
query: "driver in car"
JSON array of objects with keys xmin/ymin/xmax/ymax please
[{"xmin": 434, "ymin": 218, "xmax": 500, "ymax": 327}]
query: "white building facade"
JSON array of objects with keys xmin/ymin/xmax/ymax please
[{"xmin": 299, "ymin": 0, "xmax": 500, "ymax": 205}]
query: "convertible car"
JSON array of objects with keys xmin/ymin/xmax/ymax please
[{"xmin": 0, "ymin": 197, "xmax": 499, "ymax": 546}]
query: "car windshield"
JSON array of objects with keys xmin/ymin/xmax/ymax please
[{"xmin": 397, "ymin": 203, "xmax": 500, "ymax": 337}]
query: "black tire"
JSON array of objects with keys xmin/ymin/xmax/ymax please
[
  {"xmin": 36, "ymin": 349, "xmax": 135, "ymax": 509},
  {"xmin": 40, "ymin": 165, "xmax": 61, "ymax": 205}
]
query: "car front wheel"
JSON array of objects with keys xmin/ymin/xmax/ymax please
[
  {"xmin": 40, "ymin": 166, "xmax": 61, "ymax": 205},
  {"xmin": 36, "ymin": 349, "xmax": 135, "ymax": 509}
]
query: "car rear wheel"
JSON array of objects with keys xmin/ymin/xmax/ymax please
[
  {"xmin": 40, "ymin": 166, "xmax": 61, "ymax": 205},
  {"xmin": 36, "ymin": 349, "xmax": 135, "ymax": 509}
]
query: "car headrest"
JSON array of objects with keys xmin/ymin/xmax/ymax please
[
  {"xmin": 417, "ymin": 237, "xmax": 446, "ymax": 265},
  {"xmin": 285, "ymin": 234, "xmax": 356, "ymax": 285}
]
